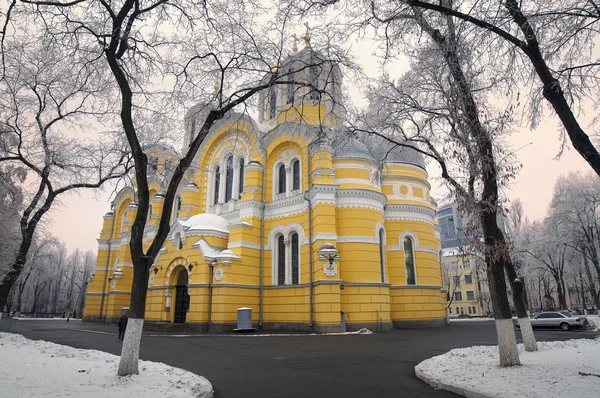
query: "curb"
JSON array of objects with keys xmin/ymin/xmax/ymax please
[{"xmin": 414, "ymin": 365, "xmax": 494, "ymax": 398}]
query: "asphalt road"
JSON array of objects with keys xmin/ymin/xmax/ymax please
[{"xmin": 2, "ymin": 318, "xmax": 598, "ymax": 398}]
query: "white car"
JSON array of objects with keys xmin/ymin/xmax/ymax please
[{"xmin": 515, "ymin": 311, "xmax": 588, "ymax": 331}]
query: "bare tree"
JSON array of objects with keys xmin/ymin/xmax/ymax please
[
  {"xmin": 0, "ymin": 32, "xmax": 130, "ymax": 314},
  {"xmin": 17, "ymin": 0, "xmax": 349, "ymax": 375},
  {"xmin": 393, "ymin": 0, "xmax": 600, "ymax": 176}
]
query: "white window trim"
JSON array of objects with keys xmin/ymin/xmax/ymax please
[
  {"xmin": 272, "ymin": 157, "xmax": 302, "ymax": 200},
  {"xmin": 377, "ymin": 227, "xmax": 386, "ymax": 283},
  {"xmin": 207, "ymin": 152, "xmax": 248, "ymax": 213},
  {"xmin": 403, "ymin": 236, "xmax": 418, "ymax": 286},
  {"xmin": 271, "ymin": 230, "xmax": 302, "ymax": 285}
]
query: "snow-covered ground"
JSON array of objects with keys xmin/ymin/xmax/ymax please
[
  {"xmin": 0, "ymin": 333, "xmax": 213, "ymax": 398},
  {"xmin": 416, "ymin": 337, "xmax": 600, "ymax": 398}
]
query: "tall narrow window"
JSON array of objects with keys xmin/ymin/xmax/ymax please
[
  {"xmin": 277, "ymin": 164, "xmax": 286, "ymax": 194},
  {"xmin": 292, "ymin": 159, "xmax": 300, "ymax": 191},
  {"xmin": 269, "ymin": 84, "xmax": 277, "ymax": 119},
  {"xmin": 291, "ymin": 232, "xmax": 299, "ymax": 284},
  {"xmin": 225, "ymin": 155, "xmax": 234, "ymax": 202},
  {"xmin": 238, "ymin": 158, "xmax": 245, "ymax": 199},
  {"xmin": 378, "ymin": 229, "xmax": 386, "ymax": 283},
  {"xmin": 329, "ymin": 71, "xmax": 337, "ymax": 99},
  {"xmin": 173, "ymin": 196, "xmax": 182, "ymax": 220},
  {"xmin": 404, "ymin": 237, "xmax": 416, "ymax": 285},
  {"xmin": 286, "ymin": 69, "xmax": 294, "ymax": 104},
  {"xmin": 147, "ymin": 204, "xmax": 153, "ymax": 223},
  {"xmin": 277, "ymin": 235, "xmax": 285, "ymax": 285},
  {"xmin": 309, "ymin": 65, "xmax": 319, "ymax": 100},
  {"xmin": 190, "ymin": 119, "xmax": 196, "ymax": 145},
  {"xmin": 213, "ymin": 166, "xmax": 220, "ymax": 205},
  {"xmin": 148, "ymin": 156, "xmax": 158, "ymax": 174}
]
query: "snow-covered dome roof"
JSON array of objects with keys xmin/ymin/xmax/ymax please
[
  {"xmin": 181, "ymin": 213, "xmax": 229, "ymax": 234},
  {"xmin": 365, "ymin": 135, "xmax": 426, "ymax": 169},
  {"xmin": 333, "ymin": 137, "xmax": 376, "ymax": 162}
]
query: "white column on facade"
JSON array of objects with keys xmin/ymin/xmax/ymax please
[
  {"xmin": 285, "ymin": 165, "xmax": 291, "ymax": 197},
  {"xmin": 284, "ymin": 238, "xmax": 291, "ymax": 284},
  {"xmin": 165, "ymin": 293, "xmax": 172, "ymax": 309},
  {"xmin": 218, "ymin": 160, "xmax": 226, "ymax": 203}
]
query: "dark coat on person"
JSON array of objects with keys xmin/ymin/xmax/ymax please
[{"xmin": 118, "ymin": 314, "xmax": 128, "ymax": 331}]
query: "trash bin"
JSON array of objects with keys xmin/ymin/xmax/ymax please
[{"xmin": 236, "ymin": 307, "xmax": 252, "ymax": 330}]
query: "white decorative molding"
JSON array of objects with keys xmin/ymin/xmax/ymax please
[
  {"xmin": 337, "ymin": 236, "xmax": 379, "ymax": 244},
  {"xmin": 228, "ymin": 241, "xmax": 262, "ymax": 250},
  {"xmin": 238, "ymin": 200, "xmax": 264, "ymax": 219},
  {"xmin": 265, "ymin": 194, "xmax": 307, "ymax": 220},
  {"xmin": 324, "ymin": 262, "xmax": 338, "ymax": 277},
  {"xmin": 311, "ymin": 233, "xmax": 338, "ymax": 243},
  {"xmin": 214, "ymin": 267, "xmax": 224, "ymax": 281},
  {"xmin": 336, "ymin": 189, "xmax": 386, "ymax": 209},
  {"xmin": 384, "ymin": 204, "xmax": 435, "ymax": 224},
  {"xmin": 267, "ymin": 222, "xmax": 307, "ymax": 248},
  {"xmin": 306, "ymin": 184, "xmax": 338, "ymax": 205}
]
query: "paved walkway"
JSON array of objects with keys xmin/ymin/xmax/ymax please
[{"xmin": 3, "ymin": 318, "xmax": 597, "ymax": 398}]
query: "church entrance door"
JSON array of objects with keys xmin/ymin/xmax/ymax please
[{"xmin": 173, "ymin": 270, "xmax": 189, "ymax": 323}]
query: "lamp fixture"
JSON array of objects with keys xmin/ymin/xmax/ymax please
[
  {"xmin": 187, "ymin": 263, "xmax": 194, "ymax": 272},
  {"xmin": 317, "ymin": 243, "xmax": 340, "ymax": 264},
  {"xmin": 153, "ymin": 266, "xmax": 159, "ymax": 275}
]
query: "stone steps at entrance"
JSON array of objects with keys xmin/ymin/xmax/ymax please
[{"xmin": 143, "ymin": 322, "xmax": 197, "ymax": 333}]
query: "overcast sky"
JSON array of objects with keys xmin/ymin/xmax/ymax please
[{"xmin": 43, "ymin": 30, "xmax": 593, "ymax": 253}]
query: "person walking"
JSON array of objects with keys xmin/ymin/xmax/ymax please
[{"xmin": 118, "ymin": 312, "xmax": 128, "ymax": 340}]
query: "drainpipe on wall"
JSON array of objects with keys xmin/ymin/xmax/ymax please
[
  {"xmin": 207, "ymin": 261, "xmax": 215, "ymax": 331},
  {"xmin": 99, "ymin": 212, "xmax": 116, "ymax": 321},
  {"xmin": 258, "ymin": 149, "xmax": 267, "ymax": 329},
  {"xmin": 305, "ymin": 141, "xmax": 314, "ymax": 328}
]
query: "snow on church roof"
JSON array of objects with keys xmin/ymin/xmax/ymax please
[{"xmin": 180, "ymin": 213, "xmax": 229, "ymax": 234}]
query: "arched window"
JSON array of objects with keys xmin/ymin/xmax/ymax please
[
  {"xmin": 238, "ymin": 158, "xmax": 245, "ymax": 199},
  {"xmin": 190, "ymin": 119, "xmax": 196, "ymax": 145},
  {"xmin": 225, "ymin": 155, "xmax": 234, "ymax": 202},
  {"xmin": 378, "ymin": 229, "xmax": 386, "ymax": 283},
  {"xmin": 148, "ymin": 156, "xmax": 158, "ymax": 174},
  {"xmin": 277, "ymin": 163, "xmax": 286, "ymax": 194},
  {"xmin": 330, "ymin": 71, "xmax": 338, "ymax": 99},
  {"xmin": 173, "ymin": 196, "xmax": 182, "ymax": 220},
  {"xmin": 309, "ymin": 65, "xmax": 319, "ymax": 100},
  {"xmin": 291, "ymin": 232, "xmax": 299, "ymax": 284},
  {"xmin": 213, "ymin": 166, "xmax": 220, "ymax": 205},
  {"xmin": 163, "ymin": 159, "xmax": 172, "ymax": 176},
  {"xmin": 120, "ymin": 208, "xmax": 128, "ymax": 232},
  {"xmin": 286, "ymin": 69, "xmax": 294, "ymax": 104},
  {"xmin": 269, "ymin": 84, "xmax": 277, "ymax": 119},
  {"xmin": 292, "ymin": 159, "xmax": 300, "ymax": 191},
  {"xmin": 277, "ymin": 235, "xmax": 286, "ymax": 285},
  {"xmin": 404, "ymin": 237, "xmax": 416, "ymax": 285}
]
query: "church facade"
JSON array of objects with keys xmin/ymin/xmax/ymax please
[{"xmin": 84, "ymin": 42, "xmax": 446, "ymax": 333}]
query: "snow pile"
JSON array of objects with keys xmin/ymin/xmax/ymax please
[
  {"xmin": 416, "ymin": 338, "xmax": 600, "ymax": 398},
  {"xmin": 586, "ymin": 315, "xmax": 600, "ymax": 331},
  {"xmin": 449, "ymin": 317, "xmax": 494, "ymax": 322},
  {"xmin": 0, "ymin": 333, "xmax": 212, "ymax": 398}
]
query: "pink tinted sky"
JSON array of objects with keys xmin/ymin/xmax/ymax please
[{"xmin": 47, "ymin": 114, "xmax": 590, "ymax": 253}]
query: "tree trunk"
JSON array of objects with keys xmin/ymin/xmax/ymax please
[
  {"xmin": 480, "ymin": 212, "xmax": 521, "ymax": 366},
  {"xmin": 503, "ymin": 260, "xmax": 537, "ymax": 351},
  {"xmin": 117, "ymin": 255, "xmax": 151, "ymax": 376},
  {"xmin": 0, "ymin": 238, "xmax": 33, "ymax": 312}
]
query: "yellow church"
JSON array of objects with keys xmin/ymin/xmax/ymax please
[{"xmin": 84, "ymin": 39, "xmax": 446, "ymax": 333}]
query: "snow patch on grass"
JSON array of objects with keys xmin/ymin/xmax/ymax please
[
  {"xmin": 0, "ymin": 333, "xmax": 212, "ymax": 398},
  {"xmin": 416, "ymin": 338, "xmax": 600, "ymax": 398}
]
